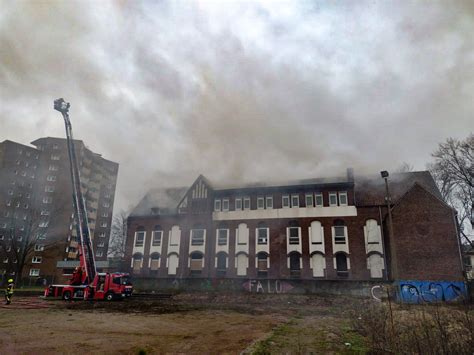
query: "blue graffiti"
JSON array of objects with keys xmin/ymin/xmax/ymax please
[{"xmin": 398, "ymin": 281, "xmax": 467, "ymax": 303}]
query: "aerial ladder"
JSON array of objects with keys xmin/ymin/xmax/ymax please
[{"xmin": 44, "ymin": 98, "xmax": 132, "ymax": 301}]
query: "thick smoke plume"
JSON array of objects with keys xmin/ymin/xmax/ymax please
[{"xmin": 0, "ymin": 1, "xmax": 473, "ymax": 212}]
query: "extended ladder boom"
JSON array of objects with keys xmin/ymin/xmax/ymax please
[{"xmin": 54, "ymin": 98, "xmax": 97, "ymax": 283}]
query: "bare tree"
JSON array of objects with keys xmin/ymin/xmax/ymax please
[
  {"xmin": 429, "ymin": 134, "xmax": 473, "ymax": 245},
  {"xmin": 0, "ymin": 196, "xmax": 61, "ymax": 284},
  {"xmin": 108, "ymin": 210, "xmax": 128, "ymax": 258}
]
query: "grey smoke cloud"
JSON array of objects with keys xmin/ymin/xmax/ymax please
[{"xmin": 0, "ymin": 0, "xmax": 473, "ymax": 213}]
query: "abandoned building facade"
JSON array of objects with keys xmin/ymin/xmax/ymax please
[
  {"xmin": 125, "ymin": 170, "xmax": 464, "ymax": 284},
  {"xmin": 0, "ymin": 138, "xmax": 118, "ymax": 284}
]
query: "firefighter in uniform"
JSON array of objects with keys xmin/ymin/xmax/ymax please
[{"xmin": 5, "ymin": 278, "xmax": 14, "ymax": 305}]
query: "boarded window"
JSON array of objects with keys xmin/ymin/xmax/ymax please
[
  {"xmin": 132, "ymin": 253, "xmax": 143, "ymax": 274},
  {"xmin": 237, "ymin": 223, "xmax": 249, "ymax": 245},
  {"xmin": 310, "ymin": 221, "xmax": 323, "ymax": 244},
  {"xmin": 169, "ymin": 226, "xmax": 180, "ymax": 246},
  {"xmin": 236, "ymin": 254, "xmax": 248, "ymax": 276},
  {"xmin": 311, "ymin": 254, "xmax": 325, "ymax": 277},
  {"xmin": 150, "ymin": 253, "xmax": 160, "ymax": 271},
  {"xmin": 366, "ymin": 220, "xmax": 381, "ymax": 244},
  {"xmin": 368, "ymin": 254, "xmax": 384, "ymax": 278},
  {"xmin": 257, "ymin": 253, "xmax": 268, "ymax": 272},
  {"xmin": 168, "ymin": 254, "xmax": 179, "ymax": 275},
  {"xmin": 190, "ymin": 252, "xmax": 203, "ymax": 272}
]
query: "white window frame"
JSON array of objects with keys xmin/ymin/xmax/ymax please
[
  {"xmin": 288, "ymin": 227, "xmax": 300, "ymax": 245},
  {"xmin": 152, "ymin": 230, "xmax": 162, "ymax": 246},
  {"xmin": 134, "ymin": 231, "xmax": 145, "ymax": 247},
  {"xmin": 305, "ymin": 193, "xmax": 313, "ymax": 207},
  {"xmin": 235, "ymin": 198, "xmax": 242, "ymax": 211},
  {"xmin": 243, "ymin": 197, "xmax": 251, "ymax": 210},
  {"xmin": 47, "ymin": 175, "xmax": 57, "ymax": 182},
  {"xmin": 334, "ymin": 226, "xmax": 346, "ymax": 244},
  {"xmin": 257, "ymin": 197, "xmax": 265, "ymax": 210},
  {"xmin": 217, "ymin": 228, "xmax": 229, "ymax": 246},
  {"xmin": 257, "ymin": 227, "xmax": 269, "ymax": 245},
  {"xmin": 222, "ymin": 198, "xmax": 229, "ymax": 212},
  {"xmin": 29, "ymin": 269, "xmax": 40, "ymax": 276},
  {"xmin": 329, "ymin": 192, "xmax": 338, "ymax": 206},
  {"xmin": 191, "ymin": 229, "xmax": 205, "ymax": 246},
  {"xmin": 34, "ymin": 244, "xmax": 44, "ymax": 251},
  {"xmin": 32, "ymin": 256, "xmax": 42, "ymax": 264},
  {"xmin": 49, "ymin": 165, "xmax": 58, "ymax": 171},
  {"xmin": 338, "ymin": 191, "xmax": 348, "ymax": 206},
  {"xmin": 45, "ymin": 186, "xmax": 55, "ymax": 192},
  {"xmin": 266, "ymin": 196, "xmax": 273, "ymax": 209},
  {"xmin": 282, "ymin": 195, "xmax": 290, "ymax": 208},
  {"xmin": 96, "ymin": 250, "xmax": 103, "ymax": 257},
  {"xmin": 291, "ymin": 194, "xmax": 299, "ymax": 208},
  {"xmin": 214, "ymin": 199, "xmax": 222, "ymax": 212}
]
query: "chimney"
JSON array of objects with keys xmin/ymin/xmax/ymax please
[{"xmin": 346, "ymin": 167, "xmax": 354, "ymax": 182}]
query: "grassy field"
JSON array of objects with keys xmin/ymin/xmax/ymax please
[{"xmin": 1, "ymin": 293, "xmax": 472, "ymax": 354}]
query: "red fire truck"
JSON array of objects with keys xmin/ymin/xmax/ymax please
[{"xmin": 44, "ymin": 98, "xmax": 133, "ymax": 301}]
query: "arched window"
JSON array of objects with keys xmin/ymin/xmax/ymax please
[
  {"xmin": 132, "ymin": 252, "xmax": 143, "ymax": 274},
  {"xmin": 257, "ymin": 252, "xmax": 269, "ymax": 276},
  {"xmin": 289, "ymin": 252, "xmax": 301, "ymax": 276},
  {"xmin": 150, "ymin": 252, "xmax": 160, "ymax": 271},
  {"xmin": 190, "ymin": 251, "xmax": 204, "ymax": 273},
  {"xmin": 335, "ymin": 253, "xmax": 348, "ymax": 277},
  {"xmin": 152, "ymin": 225, "xmax": 162, "ymax": 247},
  {"xmin": 216, "ymin": 252, "xmax": 227, "ymax": 276}
]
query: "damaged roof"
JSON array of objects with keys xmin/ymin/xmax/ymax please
[
  {"xmin": 129, "ymin": 186, "xmax": 188, "ymax": 216},
  {"xmin": 354, "ymin": 171, "xmax": 442, "ymax": 206}
]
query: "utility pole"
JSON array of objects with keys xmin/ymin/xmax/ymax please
[{"xmin": 381, "ymin": 170, "xmax": 397, "ymax": 280}]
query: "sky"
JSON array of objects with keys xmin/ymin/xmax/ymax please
[{"xmin": 0, "ymin": 0, "xmax": 473, "ymax": 213}]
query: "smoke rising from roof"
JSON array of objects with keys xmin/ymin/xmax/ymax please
[{"xmin": 0, "ymin": 1, "xmax": 473, "ymax": 212}]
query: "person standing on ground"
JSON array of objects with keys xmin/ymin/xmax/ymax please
[{"xmin": 5, "ymin": 278, "xmax": 14, "ymax": 305}]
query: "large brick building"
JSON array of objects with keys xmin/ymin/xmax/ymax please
[
  {"xmin": 125, "ymin": 170, "xmax": 464, "ymax": 291},
  {"xmin": 0, "ymin": 138, "xmax": 118, "ymax": 284}
]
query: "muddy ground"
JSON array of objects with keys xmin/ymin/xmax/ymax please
[{"xmin": 0, "ymin": 292, "xmax": 367, "ymax": 354}]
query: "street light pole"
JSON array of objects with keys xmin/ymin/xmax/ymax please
[{"xmin": 381, "ymin": 171, "xmax": 397, "ymax": 280}]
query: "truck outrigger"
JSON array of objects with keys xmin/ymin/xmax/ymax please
[{"xmin": 44, "ymin": 98, "xmax": 132, "ymax": 301}]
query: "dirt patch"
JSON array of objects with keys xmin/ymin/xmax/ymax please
[{"xmin": 0, "ymin": 306, "xmax": 284, "ymax": 354}]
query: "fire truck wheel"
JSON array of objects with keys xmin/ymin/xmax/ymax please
[
  {"xmin": 105, "ymin": 292, "xmax": 115, "ymax": 301},
  {"xmin": 63, "ymin": 291, "xmax": 72, "ymax": 301}
]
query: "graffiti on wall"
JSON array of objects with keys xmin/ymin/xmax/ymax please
[
  {"xmin": 398, "ymin": 281, "xmax": 467, "ymax": 303},
  {"xmin": 242, "ymin": 280, "xmax": 294, "ymax": 293}
]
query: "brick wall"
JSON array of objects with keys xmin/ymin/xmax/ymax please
[{"xmin": 391, "ymin": 184, "xmax": 463, "ymax": 281}]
